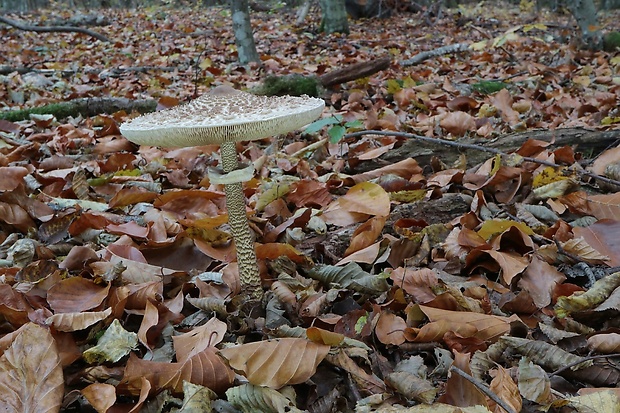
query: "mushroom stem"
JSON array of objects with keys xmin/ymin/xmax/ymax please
[{"xmin": 220, "ymin": 141, "xmax": 262, "ymax": 299}]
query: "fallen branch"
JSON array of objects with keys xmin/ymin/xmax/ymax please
[
  {"xmin": 0, "ymin": 15, "xmax": 110, "ymax": 43},
  {"xmin": 401, "ymin": 43, "xmax": 470, "ymax": 66},
  {"xmin": 0, "ymin": 97, "xmax": 156, "ymax": 122},
  {"xmin": 319, "ymin": 56, "xmax": 391, "ymax": 87},
  {"xmin": 450, "ymin": 366, "xmax": 517, "ymax": 413},
  {"xmin": 0, "ymin": 65, "xmax": 180, "ymax": 76},
  {"xmin": 344, "ymin": 129, "xmax": 620, "ymax": 187}
]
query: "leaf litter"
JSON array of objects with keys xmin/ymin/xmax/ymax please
[{"xmin": 0, "ymin": 2, "xmax": 619, "ymax": 412}]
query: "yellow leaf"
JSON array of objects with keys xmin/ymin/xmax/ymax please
[
  {"xmin": 573, "ymin": 75, "xmax": 591, "ymax": 87},
  {"xmin": 199, "ymin": 58, "xmax": 212, "ymax": 69},
  {"xmin": 386, "ymin": 79, "xmax": 402, "ymax": 94},
  {"xmin": 477, "ymin": 219, "xmax": 534, "ymax": 240},
  {"xmin": 470, "ymin": 40, "xmax": 488, "ymax": 51}
]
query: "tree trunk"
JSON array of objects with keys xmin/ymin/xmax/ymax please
[
  {"xmin": 230, "ymin": 0, "xmax": 260, "ymax": 65},
  {"xmin": 566, "ymin": 0, "xmax": 603, "ymax": 49},
  {"xmin": 318, "ymin": 0, "xmax": 349, "ymax": 34}
]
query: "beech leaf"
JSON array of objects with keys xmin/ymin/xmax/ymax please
[
  {"xmin": 219, "ymin": 338, "xmax": 329, "ymax": 389},
  {"xmin": 0, "ymin": 323, "xmax": 64, "ymax": 413}
]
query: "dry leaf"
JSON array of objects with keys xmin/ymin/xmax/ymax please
[
  {"xmin": 0, "ymin": 323, "xmax": 64, "ymax": 413},
  {"xmin": 219, "ymin": 338, "xmax": 329, "ymax": 389}
]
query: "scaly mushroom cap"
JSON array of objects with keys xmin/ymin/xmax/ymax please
[{"xmin": 120, "ymin": 86, "xmax": 325, "ymax": 147}]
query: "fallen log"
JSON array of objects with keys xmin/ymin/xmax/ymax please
[
  {"xmin": 0, "ymin": 97, "xmax": 156, "ymax": 122},
  {"xmin": 319, "ymin": 56, "xmax": 391, "ymax": 87},
  {"xmin": 0, "ymin": 15, "xmax": 110, "ymax": 43}
]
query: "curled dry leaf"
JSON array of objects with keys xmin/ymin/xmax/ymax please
[
  {"xmin": 173, "ymin": 317, "xmax": 227, "ymax": 363},
  {"xmin": 0, "ymin": 323, "xmax": 64, "ymax": 413},
  {"xmin": 418, "ymin": 305, "xmax": 522, "ymax": 342},
  {"xmin": 555, "ymin": 271, "xmax": 620, "ymax": 318},
  {"xmin": 488, "ymin": 366, "xmax": 522, "ymax": 413},
  {"xmin": 178, "ymin": 381, "xmax": 216, "ymax": 413},
  {"xmin": 226, "ymin": 383, "xmax": 304, "ymax": 413},
  {"xmin": 306, "ymin": 262, "xmax": 389, "ymax": 295},
  {"xmin": 121, "ymin": 348, "xmax": 234, "ymax": 395},
  {"xmin": 219, "ymin": 338, "xmax": 330, "ymax": 389},
  {"xmin": 46, "ymin": 307, "xmax": 112, "ymax": 332}
]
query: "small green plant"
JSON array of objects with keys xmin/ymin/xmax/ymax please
[
  {"xmin": 472, "ymin": 80, "xmax": 508, "ymax": 95},
  {"xmin": 304, "ymin": 114, "xmax": 364, "ymax": 143}
]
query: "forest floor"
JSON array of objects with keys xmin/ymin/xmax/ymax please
[{"xmin": 1, "ymin": 2, "xmax": 620, "ymax": 412}]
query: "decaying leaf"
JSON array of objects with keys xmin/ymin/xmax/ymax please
[
  {"xmin": 226, "ymin": 383, "xmax": 304, "ymax": 413},
  {"xmin": 555, "ymin": 271, "xmax": 620, "ymax": 318},
  {"xmin": 518, "ymin": 358, "xmax": 551, "ymax": 403},
  {"xmin": 0, "ymin": 323, "xmax": 64, "ymax": 413},
  {"xmin": 305, "ymin": 262, "xmax": 389, "ymax": 295},
  {"xmin": 82, "ymin": 319, "xmax": 138, "ymax": 364},
  {"xmin": 177, "ymin": 381, "xmax": 216, "ymax": 413},
  {"xmin": 386, "ymin": 356, "xmax": 437, "ymax": 403}
]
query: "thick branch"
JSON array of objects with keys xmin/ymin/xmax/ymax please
[
  {"xmin": 319, "ymin": 56, "xmax": 391, "ymax": 87},
  {"xmin": 0, "ymin": 15, "xmax": 110, "ymax": 42}
]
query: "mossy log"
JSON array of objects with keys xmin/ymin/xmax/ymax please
[
  {"xmin": 0, "ymin": 97, "xmax": 157, "ymax": 122},
  {"xmin": 254, "ymin": 56, "xmax": 392, "ymax": 97}
]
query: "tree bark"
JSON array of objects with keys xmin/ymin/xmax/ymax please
[
  {"xmin": 230, "ymin": 0, "xmax": 260, "ymax": 65},
  {"xmin": 318, "ymin": 0, "xmax": 349, "ymax": 34},
  {"xmin": 566, "ymin": 0, "xmax": 603, "ymax": 49},
  {"xmin": 319, "ymin": 56, "xmax": 391, "ymax": 87}
]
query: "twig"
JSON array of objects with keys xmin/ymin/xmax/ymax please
[
  {"xmin": 450, "ymin": 365, "xmax": 516, "ymax": 413},
  {"xmin": 401, "ymin": 43, "xmax": 470, "ymax": 66},
  {"xmin": 0, "ymin": 15, "xmax": 110, "ymax": 42},
  {"xmin": 343, "ymin": 130, "xmax": 620, "ymax": 187},
  {"xmin": 549, "ymin": 352, "xmax": 620, "ymax": 377}
]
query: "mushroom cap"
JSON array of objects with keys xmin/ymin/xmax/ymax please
[{"xmin": 120, "ymin": 86, "xmax": 325, "ymax": 147}]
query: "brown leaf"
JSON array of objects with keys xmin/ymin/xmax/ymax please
[
  {"xmin": 0, "ymin": 323, "xmax": 64, "ymax": 413},
  {"xmin": 440, "ymin": 111, "xmax": 476, "ymax": 136},
  {"xmin": 121, "ymin": 348, "xmax": 234, "ymax": 395},
  {"xmin": 490, "ymin": 88, "xmax": 519, "ymax": 124},
  {"xmin": 419, "ymin": 305, "xmax": 521, "ymax": 342},
  {"xmin": 390, "ymin": 267, "xmax": 438, "ymax": 303},
  {"xmin": 488, "ymin": 366, "xmax": 522, "ymax": 413},
  {"xmin": 47, "ymin": 277, "xmax": 110, "ymax": 313},
  {"xmin": 438, "ymin": 351, "xmax": 487, "ymax": 407},
  {"xmin": 173, "ymin": 317, "xmax": 227, "ymax": 363},
  {"xmin": 587, "ymin": 333, "xmax": 620, "ymax": 354},
  {"xmin": 46, "ymin": 307, "xmax": 112, "ymax": 332},
  {"xmin": 0, "ymin": 166, "xmax": 30, "ymax": 191},
  {"xmin": 344, "ymin": 216, "xmax": 387, "ymax": 256},
  {"xmin": 219, "ymin": 338, "xmax": 330, "ymax": 389},
  {"xmin": 573, "ymin": 221, "xmax": 620, "ymax": 266},
  {"xmin": 81, "ymin": 383, "xmax": 116, "ymax": 413},
  {"xmin": 375, "ymin": 311, "xmax": 407, "ymax": 346}
]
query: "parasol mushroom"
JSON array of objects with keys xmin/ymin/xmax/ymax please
[{"xmin": 119, "ymin": 86, "xmax": 325, "ymax": 300}]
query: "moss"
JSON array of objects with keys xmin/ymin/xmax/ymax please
[
  {"xmin": 253, "ymin": 75, "xmax": 322, "ymax": 97},
  {"xmin": 0, "ymin": 103, "xmax": 76, "ymax": 121},
  {"xmin": 603, "ymin": 31, "xmax": 620, "ymax": 52}
]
